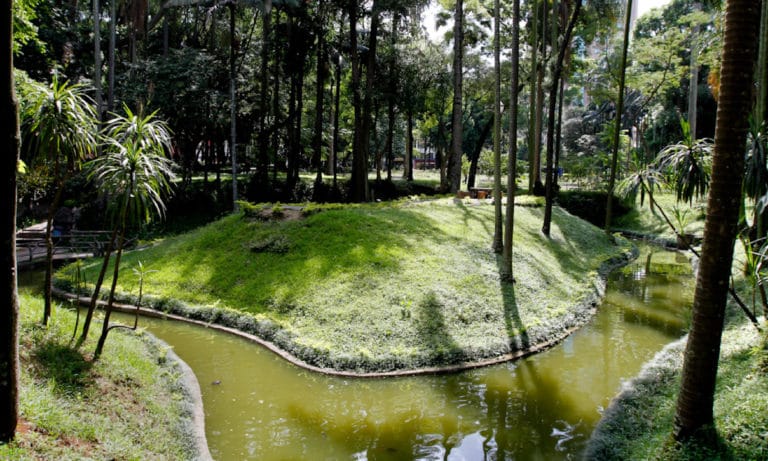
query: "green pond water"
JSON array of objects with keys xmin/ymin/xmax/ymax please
[{"xmin": 36, "ymin": 246, "xmax": 694, "ymax": 460}]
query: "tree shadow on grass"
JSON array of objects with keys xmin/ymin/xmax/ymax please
[
  {"xmin": 496, "ymin": 256, "xmax": 530, "ymax": 352},
  {"xmin": 415, "ymin": 290, "xmax": 460, "ymax": 362},
  {"xmin": 33, "ymin": 340, "xmax": 93, "ymax": 394}
]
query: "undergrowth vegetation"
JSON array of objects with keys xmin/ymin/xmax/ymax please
[
  {"xmin": 59, "ymin": 198, "xmax": 631, "ymax": 372},
  {"xmin": 0, "ymin": 291, "xmax": 199, "ymax": 460}
]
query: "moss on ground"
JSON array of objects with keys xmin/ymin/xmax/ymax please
[
  {"xmin": 60, "ymin": 197, "xmax": 631, "ymax": 372},
  {"xmin": 0, "ymin": 291, "xmax": 201, "ymax": 460}
]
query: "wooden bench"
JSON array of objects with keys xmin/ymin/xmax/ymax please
[{"xmin": 469, "ymin": 187, "xmax": 493, "ymax": 199}]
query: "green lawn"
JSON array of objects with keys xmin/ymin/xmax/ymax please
[
  {"xmin": 0, "ymin": 290, "xmax": 200, "ymax": 460},
  {"xmin": 61, "ymin": 197, "xmax": 631, "ymax": 372}
]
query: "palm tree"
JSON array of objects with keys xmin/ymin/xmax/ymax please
[
  {"xmin": 83, "ymin": 106, "xmax": 176, "ymax": 357},
  {"xmin": 20, "ymin": 74, "xmax": 98, "ymax": 326},
  {"xmin": 1, "ymin": 0, "xmax": 21, "ymax": 441},
  {"xmin": 673, "ymin": 0, "xmax": 761, "ymax": 442},
  {"xmin": 655, "ymin": 118, "xmax": 713, "ymax": 205}
]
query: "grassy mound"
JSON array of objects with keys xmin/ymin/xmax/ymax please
[
  {"xmin": 62, "ymin": 197, "xmax": 631, "ymax": 372},
  {"xmin": 0, "ymin": 291, "xmax": 201, "ymax": 460}
]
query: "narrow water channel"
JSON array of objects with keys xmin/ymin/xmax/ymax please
[{"xmin": 45, "ymin": 244, "xmax": 692, "ymax": 460}]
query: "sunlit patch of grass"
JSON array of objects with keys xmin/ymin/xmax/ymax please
[
  {"xmin": 61, "ymin": 197, "xmax": 631, "ymax": 371},
  {"xmin": 0, "ymin": 293, "xmax": 199, "ymax": 460}
]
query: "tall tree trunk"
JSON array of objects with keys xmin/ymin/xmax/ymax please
[
  {"xmin": 43, "ymin": 178, "xmax": 65, "ymax": 325},
  {"xmin": 229, "ymin": 3, "xmax": 238, "ymax": 209},
  {"xmin": 604, "ymin": 0, "xmax": 633, "ymax": 233},
  {"xmin": 492, "ymin": 0, "xmax": 502, "ymax": 253},
  {"xmin": 756, "ymin": 0, "xmax": 768, "ymax": 126},
  {"xmin": 542, "ymin": 0, "xmax": 580, "ymax": 236},
  {"xmin": 385, "ymin": 93, "xmax": 396, "ymax": 183},
  {"xmin": 312, "ymin": 0, "xmax": 326, "ymax": 194},
  {"xmin": 447, "ymin": 0, "xmax": 464, "ymax": 193},
  {"xmin": 527, "ymin": 0, "xmax": 538, "ymax": 194},
  {"xmin": 257, "ymin": 0, "xmax": 272, "ymax": 189},
  {"xmin": 503, "ymin": 0, "xmax": 520, "ymax": 281},
  {"xmin": 467, "ymin": 115, "xmax": 493, "ymax": 189},
  {"xmin": 405, "ymin": 109, "xmax": 414, "ymax": 181},
  {"xmin": 107, "ymin": 0, "xmax": 116, "ymax": 111},
  {"xmin": 349, "ymin": 0, "xmax": 368, "ymax": 201},
  {"xmin": 554, "ymin": 76, "xmax": 565, "ymax": 190},
  {"xmin": 272, "ymin": 10, "xmax": 281, "ymax": 183},
  {"xmin": 1, "ymin": 1, "xmax": 20, "ymax": 439},
  {"xmin": 674, "ymin": 0, "xmax": 760, "ymax": 441},
  {"xmin": 687, "ymin": 2, "xmax": 700, "ymax": 139},
  {"xmin": 93, "ymin": 0, "xmax": 102, "ymax": 121},
  {"xmin": 359, "ymin": 1, "xmax": 380, "ymax": 193},
  {"xmin": 332, "ymin": 53, "xmax": 341, "ymax": 189}
]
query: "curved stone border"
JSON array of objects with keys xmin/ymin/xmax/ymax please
[
  {"xmin": 164, "ymin": 345, "xmax": 213, "ymax": 461},
  {"xmin": 52, "ymin": 248, "xmax": 635, "ymax": 378},
  {"xmin": 52, "ymin": 288, "xmax": 212, "ymax": 460}
]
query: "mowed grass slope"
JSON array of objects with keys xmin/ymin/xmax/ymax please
[{"xmin": 67, "ymin": 198, "xmax": 631, "ymax": 371}]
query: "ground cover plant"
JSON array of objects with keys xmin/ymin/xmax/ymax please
[
  {"xmin": 61, "ymin": 198, "xmax": 631, "ymax": 372},
  {"xmin": 0, "ymin": 285, "xmax": 200, "ymax": 460}
]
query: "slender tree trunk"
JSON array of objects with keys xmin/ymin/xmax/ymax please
[
  {"xmin": 604, "ymin": 0, "xmax": 633, "ymax": 233},
  {"xmin": 349, "ymin": 0, "xmax": 368, "ymax": 201},
  {"xmin": 94, "ymin": 222, "xmax": 127, "ymax": 359},
  {"xmin": 108, "ymin": 0, "xmax": 116, "ymax": 111},
  {"xmin": 688, "ymin": 2, "xmax": 700, "ymax": 139},
  {"xmin": 358, "ymin": 0, "xmax": 380, "ymax": 196},
  {"xmin": 332, "ymin": 54, "xmax": 341, "ymax": 189},
  {"xmin": 527, "ymin": 0, "xmax": 538, "ymax": 194},
  {"xmin": 492, "ymin": 0, "xmax": 502, "ymax": 253},
  {"xmin": 467, "ymin": 115, "xmax": 493, "ymax": 189},
  {"xmin": 554, "ymin": 76, "xmax": 565, "ymax": 189},
  {"xmin": 405, "ymin": 109, "xmax": 414, "ymax": 181},
  {"xmin": 313, "ymin": 0, "xmax": 326, "ymax": 193},
  {"xmin": 756, "ymin": 0, "xmax": 768, "ymax": 126},
  {"xmin": 93, "ymin": 0, "xmax": 102, "ymax": 121},
  {"xmin": 673, "ymin": 0, "xmax": 760, "ymax": 441},
  {"xmin": 43, "ymin": 180, "xmax": 65, "ymax": 325},
  {"xmin": 503, "ymin": 0, "xmax": 520, "ymax": 281},
  {"xmin": 229, "ymin": 4, "xmax": 238, "ymax": 209},
  {"xmin": 272, "ymin": 10, "xmax": 281, "ymax": 183},
  {"xmin": 447, "ymin": 0, "xmax": 464, "ymax": 193},
  {"xmin": 385, "ymin": 96, "xmax": 396, "ymax": 183},
  {"xmin": 78, "ymin": 226, "xmax": 117, "ymax": 344},
  {"xmin": 258, "ymin": 0, "xmax": 272, "ymax": 188},
  {"xmin": 1, "ymin": 1, "xmax": 20, "ymax": 438},
  {"xmin": 542, "ymin": 1, "xmax": 580, "ymax": 236}
]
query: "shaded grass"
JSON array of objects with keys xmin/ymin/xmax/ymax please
[
  {"xmin": 0, "ymin": 291, "xmax": 199, "ymax": 460},
  {"xmin": 60, "ymin": 197, "xmax": 631, "ymax": 372}
]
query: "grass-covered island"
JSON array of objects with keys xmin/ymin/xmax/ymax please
[
  {"xmin": 0, "ymin": 290, "xmax": 208, "ymax": 460},
  {"xmin": 57, "ymin": 197, "xmax": 633, "ymax": 374}
]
